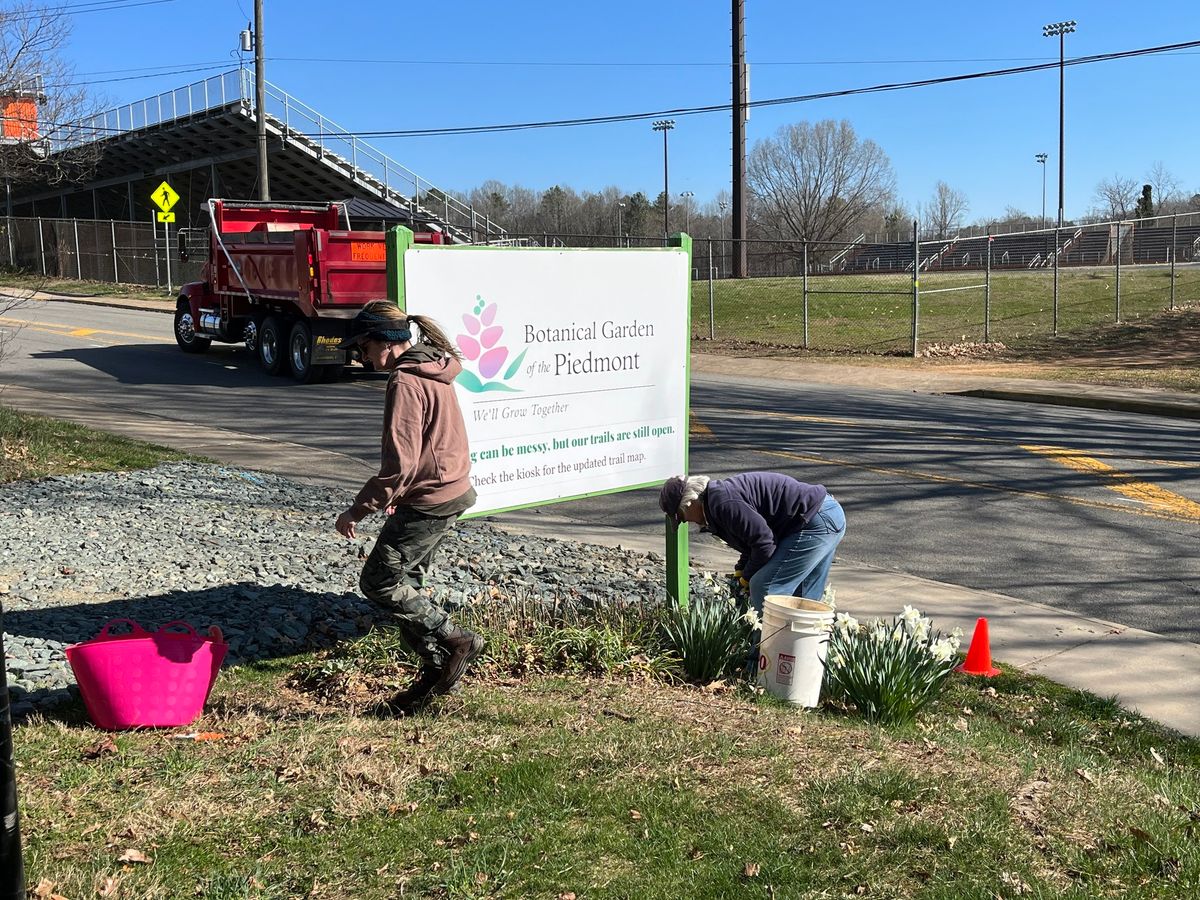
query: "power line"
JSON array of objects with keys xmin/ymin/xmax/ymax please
[
  {"xmin": 49, "ymin": 62, "xmax": 232, "ymax": 87},
  {"xmin": 20, "ymin": 37, "xmax": 1200, "ymax": 142},
  {"xmin": 286, "ymin": 38, "xmax": 1200, "ymax": 139},
  {"xmin": 25, "ymin": 41, "xmax": 1200, "ymax": 91},
  {"xmin": 0, "ymin": 0, "xmax": 178, "ymax": 20},
  {"xmin": 262, "ymin": 51, "xmax": 1198, "ymax": 68},
  {"xmin": 72, "ymin": 60, "xmax": 231, "ymax": 77}
]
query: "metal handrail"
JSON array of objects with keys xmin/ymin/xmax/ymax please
[{"xmin": 54, "ymin": 69, "xmax": 504, "ymax": 241}]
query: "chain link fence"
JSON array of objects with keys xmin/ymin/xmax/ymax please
[
  {"xmin": 5, "ymin": 213, "xmax": 1198, "ymax": 355},
  {"xmin": 478, "ymin": 216, "xmax": 1199, "ymax": 354},
  {"xmin": 689, "ymin": 213, "xmax": 1200, "ymax": 354},
  {"xmin": 0, "ymin": 216, "xmax": 206, "ymax": 292}
]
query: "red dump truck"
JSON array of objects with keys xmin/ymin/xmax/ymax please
[{"xmin": 173, "ymin": 199, "xmax": 443, "ymax": 382}]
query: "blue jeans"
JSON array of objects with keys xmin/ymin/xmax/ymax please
[{"xmin": 748, "ymin": 495, "xmax": 846, "ymax": 666}]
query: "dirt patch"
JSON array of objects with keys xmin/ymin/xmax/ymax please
[
  {"xmin": 695, "ymin": 304, "xmax": 1200, "ymax": 393},
  {"xmin": 1014, "ymin": 306, "xmax": 1200, "ymax": 369}
]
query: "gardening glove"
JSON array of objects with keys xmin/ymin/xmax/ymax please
[{"xmin": 728, "ymin": 571, "xmax": 750, "ymax": 599}]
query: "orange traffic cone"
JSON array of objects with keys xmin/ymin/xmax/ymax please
[{"xmin": 955, "ymin": 617, "xmax": 1001, "ymax": 677}]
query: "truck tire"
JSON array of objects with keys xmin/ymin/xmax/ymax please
[
  {"xmin": 258, "ymin": 316, "xmax": 286, "ymax": 375},
  {"xmin": 288, "ymin": 319, "xmax": 327, "ymax": 384},
  {"xmin": 174, "ymin": 302, "xmax": 211, "ymax": 353}
]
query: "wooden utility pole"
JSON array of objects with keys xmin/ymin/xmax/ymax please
[
  {"xmin": 732, "ymin": 0, "xmax": 748, "ymax": 278},
  {"xmin": 255, "ymin": 0, "xmax": 270, "ymax": 201}
]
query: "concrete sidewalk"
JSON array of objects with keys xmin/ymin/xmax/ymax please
[{"xmin": 12, "ymin": 293, "xmax": 1200, "ymax": 738}]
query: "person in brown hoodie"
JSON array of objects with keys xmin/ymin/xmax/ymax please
[{"xmin": 335, "ymin": 300, "xmax": 483, "ymax": 713}]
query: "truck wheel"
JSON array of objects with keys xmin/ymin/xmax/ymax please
[
  {"xmin": 258, "ymin": 316, "xmax": 286, "ymax": 375},
  {"xmin": 174, "ymin": 302, "xmax": 211, "ymax": 353},
  {"xmin": 288, "ymin": 319, "xmax": 325, "ymax": 384}
]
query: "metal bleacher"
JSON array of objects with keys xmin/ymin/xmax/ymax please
[
  {"xmin": 21, "ymin": 69, "xmax": 505, "ymax": 243},
  {"xmin": 1129, "ymin": 222, "xmax": 1200, "ymax": 264}
]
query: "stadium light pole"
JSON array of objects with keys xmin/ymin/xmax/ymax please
[
  {"xmin": 719, "ymin": 200, "xmax": 728, "ymax": 240},
  {"xmin": 652, "ymin": 119, "xmax": 675, "ymax": 236},
  {"xmin": 1035, "ymin": 153, "xmax": 1048, "ymax": 229},
  {"xmin": 1043, "ymin": 20, "xmax": 1075, "ymax": 228},
  {"xmin": 680, "ymin": 191, "xmax": 694, "ymax": 233},
  {"xmin": 617, "ymin": 200, "xmax": 625, "ymax": 244}
]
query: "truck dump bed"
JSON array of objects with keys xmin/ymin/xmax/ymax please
[{"xmin": 209, "ymin": 200, "xmax": 393, "ymax": 314}]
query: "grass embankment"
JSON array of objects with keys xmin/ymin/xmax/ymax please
[
  {"xmin": 0, "ymin": 271, "xmax": 173, "ymax": 304},
  {"xmin": 0, "ymin": 406, "xmax": 196, "ymax": 483},
  {"xmin": 691, "ymin": 266, "xmax": 1200, "ymax": 354},
  {"xmin": 17, "ymin": 652, "xmax": 1200, "ymax": 899},
  {"xmin": 8, "ymin": 416, "xmax": 1200, "ymax": 898}
]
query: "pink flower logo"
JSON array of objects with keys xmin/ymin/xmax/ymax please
[{"xmin": 455, "ymin": 295, "xmax": 526, "ymax": 393}]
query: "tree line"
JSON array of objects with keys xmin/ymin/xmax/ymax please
[{"xmin": 448, "ymin": 119, "xmax": 1199, "ymax": 245}]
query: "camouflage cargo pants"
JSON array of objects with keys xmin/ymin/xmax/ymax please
[{"xmin": 359, "ymin": 505, "xmax": 461, "ymax": 667}]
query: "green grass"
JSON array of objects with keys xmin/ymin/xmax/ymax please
[
  {"xmin": 691, "ymin": 266, "xmax": 1200, "ymax": 353},
  {"xmin": 6, "ymin": 414, "xmax": 1200, "ymax": 898},
  {"xmin": 15, "ymin": 660, "xmax": 1200, "ymax": 899},
  {"xmin": 0, "ymin": 406, "xmax": 201, "ymax": 482},
  {"xmin": 0, "ymin": 270, "xmax": 174, "ymax": 303}
]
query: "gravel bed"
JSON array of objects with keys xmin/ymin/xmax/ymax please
[{"xmin": 1, "ymin": 463, "xmax": 687, "ymax": 717}]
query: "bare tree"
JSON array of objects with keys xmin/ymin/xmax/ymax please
[
  {"xmin": 1, "ymin": 3, "xmax": 105, "ymax": 369},
  {"xmin": 1, "ymin": 3, "xmax": 102, "ymax": 198},
  {"xmin": 919, "ymin": 182, "xmax": 969, "ymax": 240},
  {"xmin": 746, "ymin": 119, "xmax": 896, "ymax": 245},
  {"xmin": 1093, "ymin": 175, "xmax": 1139, "ymax": 220},
  {"xmin": 1147, "ymin": 162, "xmax": 1183, "ymax": 214}
]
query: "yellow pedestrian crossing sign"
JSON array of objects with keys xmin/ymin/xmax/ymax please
[
  {"xmin": 151, "ymin": 181, "xmax": 179, "ymax": 213},
  {"xmin": 157, "ymin": 211, "xmax": 175, "ymax": 223}
]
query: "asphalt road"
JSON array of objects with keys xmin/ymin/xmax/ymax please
[{"xmin": 3, "ymin": 299, "xmax": 1199, "ymax": 642}]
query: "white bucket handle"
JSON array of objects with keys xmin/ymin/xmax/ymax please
[{"xmin": 789, "ymin": 620, "xmax": 832, "ymax": 633}]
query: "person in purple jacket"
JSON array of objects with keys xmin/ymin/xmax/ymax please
[{"xmin": 658, "ymin": 471, "xmax": 846, "ymax": 654}]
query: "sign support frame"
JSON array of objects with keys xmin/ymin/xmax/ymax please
[{"xmin": 387, "ymin": 228, "xmax": 694, "ymax": 609}]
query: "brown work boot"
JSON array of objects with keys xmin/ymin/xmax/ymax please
[
  {"xmin": 380, "ymin": 665, "xmax": 442, "ymax": 715},
  {"xmin": 430, "ymin": 627, "xmax": 485, "ymax": 696}
]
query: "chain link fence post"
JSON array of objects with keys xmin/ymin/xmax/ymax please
[
  {"xmin": 796, "ymin": 241, "xmax": 806, "ymax": 350},
  {"xmin": 1166, "ymin": 213, "xmax": 1176, "ymax": 309},
  {"xmin": 707, "ymin": 238, "xmax": 715, "ymax": 340},
  {"xmin": 1, "ymin": 603, "xmax": 26, "ymax": 900},
  {"xmin": 73, "ymin": 219, "xmax": 82, "ymax": 280},
  {"xmin": 37, "ymin": 218, "xmax": 45, "ymax": 276},
  {"xmin": 984, "ymin": 229, "xmax": 992, "ymax": 343},
  {"xmin": 910, "ymin": 221, "xmax": 920, "ymax": 358},
  {"xmin": 1053, "ymin": 225, "xmax": 1060, "ymax": 336},
  {"xmin": 1115, "ymin": 223, "xmax": 1122, "ymax": 323},
  {"xmin": 111, "ymin": 220, "xmax": 119, "ymax": 284}
]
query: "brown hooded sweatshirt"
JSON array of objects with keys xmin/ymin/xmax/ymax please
[{"xmin": 349, "ymin": 343, "xmax": 474, "ymax": 519}]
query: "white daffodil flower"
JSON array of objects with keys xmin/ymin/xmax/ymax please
[{"xmin": 930, "ymin": 638, "xmax": 957, "ymax": 662}]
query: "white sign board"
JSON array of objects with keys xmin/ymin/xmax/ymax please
[{"xmin": 405, "ymin": 246, "xmax": 690, "ymax": 516}]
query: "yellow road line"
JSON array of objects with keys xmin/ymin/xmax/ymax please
[
  {"xmin": 1022, "ymin": 444, "xmax": 1200, "ymax": 522},
  {"xmin": 755, "ymin": 446, "xmax": 1200, "ymax": 525},
  {"xmin": 0, "ymin": 315, "xmax": 162, "ymax": 342},
  {"xmin": 697, "ymin": 405, "xmax": 1200, "ymax": 470}
]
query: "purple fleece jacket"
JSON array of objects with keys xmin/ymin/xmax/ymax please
[{"xmin": 701, "ymin": 472, "xmax": 827, "ymax": 578}]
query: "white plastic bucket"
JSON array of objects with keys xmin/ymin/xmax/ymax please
[{"xmin": 756, "ymin": 596, "xmax": 835, "ymax": 707}]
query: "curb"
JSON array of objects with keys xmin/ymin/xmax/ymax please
[
  {"xmin": 30, "ymin": 293, "xmax": 1200, "ymax": 421},
  {"xmin": 952, "ymin": 388, "xmax": 1200, "ymax": 421},
  {"xmin": 38, "ymin": 295, "xmax": 174, "ymax": 315}
]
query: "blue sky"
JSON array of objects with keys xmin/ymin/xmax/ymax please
[{"xmin": 50, "ymin": 0, "xmax": 1200, "ymax": 222}]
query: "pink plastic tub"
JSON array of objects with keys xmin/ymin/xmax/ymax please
[{"xmin": 65, "ymin": 618, "xmax": 227, "ymax": 730}]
